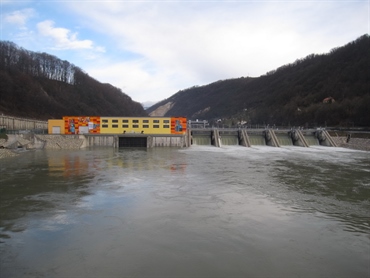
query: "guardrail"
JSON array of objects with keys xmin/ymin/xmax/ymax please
[{"xmin": 5, "ymin": 129, "xmax": 48, "ymax": 135}]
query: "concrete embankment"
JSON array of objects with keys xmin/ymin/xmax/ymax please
[
  {"xmin": 0, "ymin": 149, "xmax": 19, "ymax": 158},
  {"xmin": 35, "ymin": 134, "xmax": 85, "ymax": 149},
  {"xmin": 0, "ymin": 134, "xmax": 85, "ymax": 159},
  {"xmin": 0, "ymin": 138, "xmax": 19, "ymax": 158},
  {"xmin": 331, "ymin": 136, "xmax": 370, "ymax": 152},
  {"xmin": 0, "ymin": 133, "xmax": 369, "ymax": 159},
  {"xmin": 0, "ymin": 133, "xmax": 187, "ymax": 159}
]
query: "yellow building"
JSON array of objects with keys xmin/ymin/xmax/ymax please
[
  {"xmin": 100, "ymin": 117, "xmax": 186, "ymax": 135},
  {"xmin": 48, "ymin": 119, "xmax": 65, "ymax": 134},
  {"xmin": 48, "ymin": 116, "xmax": 187, "ymax": 135}
]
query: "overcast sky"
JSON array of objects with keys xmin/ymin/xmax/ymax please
[{"xmin": 1, "ymin": 0, "xmax": 369, "ymax": 106}]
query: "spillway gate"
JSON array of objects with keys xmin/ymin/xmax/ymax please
[{"xmin": 189, "ymin": 128, "xmax": 337, "ymax": 148}]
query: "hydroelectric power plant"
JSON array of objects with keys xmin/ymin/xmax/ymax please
[
  {"xmin": 3, "ymin": 114, "xmax": 369, "ymax": 153},
  {"xmin": 0, "ymin": 115, "xmax": 338, "ymax": 149},
  {"xmin": 1, "ymin": 116, "xmax": 369, "ymax": 278}
]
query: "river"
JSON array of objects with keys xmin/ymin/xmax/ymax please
[{"xmin": 0, "ymin": 146, "xmax": 369, "ymax": 277}]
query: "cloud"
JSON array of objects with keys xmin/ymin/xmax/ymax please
[
  {"xmin": 63, "ymin": 3, "xmax": 304, "ymax": 100},
  {"xmin": 3, "ymin": 8, "xmax": 36, "ymax": 27},
  {"xmin": 46, "ymin": 1, "xmax": 370, "ymax": 102},
  {"xmin": 36, "ymin": 20, "xmax": 105, "ymax": 52},
  {"xmin": 70, "ymin": 2, "xmax": 366, "ymax": 76},
  {"xmin": 85, "ymin": 58, "xmax": 182, "ymax": 103}
]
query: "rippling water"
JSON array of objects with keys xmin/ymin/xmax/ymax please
[{"xmin": 0, "ymin": 146, "xmax": 369, "ymax": 277}]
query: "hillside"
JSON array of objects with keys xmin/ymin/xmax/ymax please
[
  {"xmin": 148, "ymin": 34, "xmax": 370, "ymax": 127},
  {"xmin": 0, "ymin": 41, "xmax": 147, "ymax": 120}
]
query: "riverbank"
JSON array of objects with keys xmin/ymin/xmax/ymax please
[
  {"xmin": 0, "ymin": 135, "xmax": 84, "ymax": 159},
  {"xmin": 35, "ymin": 134, "xmax": 84, "ymax": 149},
  {"xmin": 0, "ymin": 149, "xmax": 19, "ymax": 158}
]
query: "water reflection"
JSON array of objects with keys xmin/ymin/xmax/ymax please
[{"xmin": 0, "ymin": 149, "xmax": 99, "ymax": 238}]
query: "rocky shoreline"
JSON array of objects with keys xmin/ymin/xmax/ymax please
[
  {"xmin": 331, "ymin": 136, "xmax": 370, "ymax": 152},
  {"xmin": 34, "ymin": 134, "xmax": 84, "ymax": 149},
  {"xmin": 0, "ymin": 134, "xmax": 84, "ymax": 159},
  {"xmin": 0, "ymin": 148, "xmax": 19, "ymax": 159}
]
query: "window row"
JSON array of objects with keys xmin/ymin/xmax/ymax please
[
  {"xmin": 102, "ymin": 119, "xmax": 170, "ymax": 124},
  {"xmin": 102, "ymin": 124, "xmax": 170, "ymax": 129}
]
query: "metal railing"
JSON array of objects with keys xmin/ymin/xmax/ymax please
[
  {"xmin": 0, "ymin": 115, "xmax": 48, "ymax": 131},
  {"xmin": 5, "ymin": 129, "xmax": 48, "ymax": 135}
]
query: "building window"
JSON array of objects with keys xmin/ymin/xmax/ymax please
[
  {"xmin": 153, "ymin": 125, "xmax": 160, "ymax": 128},
  {"xmin": 153, "ymin": 120, "xmax": 160, "ymax": 123},
  {"xmin": 122, "ymin": 119, "xmax": 128, "ymax": 123},
  {"xmin": 133, "ymin": 120, "xmax": 139, "ymax": 123},
  {"xmin": 163, "ymin": 125, "xmax": 170, "ymax": 128},
  {"xmin": 122, "ymin": 124, "xmax": 129, "ymax": 128},
  {"xmin": 112, "ymin": 124, "xmax": 118, "ymax": 128},
  {"xmin": 143, "ymin": 120, "xmax": 149, "ymax": 123},
  {"xmin": 133, "ymin": 124, "xmax": 139, "ymax": 128},
  {"xmin": 163, "ymin": 120, "xmax": 170, "ymax": 123},
  {"xmin": 112, "ymin": 119, "xmax": 118, "ymax": 123},
  {"xmin": 143, "ymin": 125, "xmax": 149, "ymax": 128},
  {"xmin": 102, "ymin": 119, "xmax": 108, "ymax": 123},
  {"xmin": 102, "ymin": 124, "xmax": 108, "ymax": 128}
]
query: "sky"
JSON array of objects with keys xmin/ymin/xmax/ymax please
[{"xmin": 1, "ymin": 0, "xmax": 369, "ymax": 107}]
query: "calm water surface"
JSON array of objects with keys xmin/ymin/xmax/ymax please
[{"xmin": 0, "ymin": 146, "xmax": 369, "ymax": 278}]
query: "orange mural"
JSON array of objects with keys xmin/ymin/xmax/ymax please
[
  {"xmin": 63, "ymin": 116, "xmax": 100, "ymax": 134},
  {"xmin": 171, "ymin": 117, "xmax": 187, "ymax": 134}
]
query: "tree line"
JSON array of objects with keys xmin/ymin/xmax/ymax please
[
  {"xmin": 0, "ymin": 41, "xmax": 80, "ymax": 84},
  {"xmin": 148, "ymin": 34, "xmax": 370, "ymax": 127},
  {"xmin": 0, "ymin": 41, "xmax": 147, "ymax": 120}
]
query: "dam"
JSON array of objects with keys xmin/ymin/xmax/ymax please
[
  {"xmin": 190, "ymin": 128, "xmax": 337, "ymax": 148},
  {"xmin": 0, "ymin": 127, "xmax": 338, "ymax": 150},
  {"xmin": 3, "ymin": 115, "xmax": 370, "ymax": 151}
]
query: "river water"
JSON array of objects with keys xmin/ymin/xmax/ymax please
[{"xmin": 0, "ymin": 146, "xmax": 369, "ymax": 277}]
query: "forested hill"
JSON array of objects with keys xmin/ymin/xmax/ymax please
[
  {"xmin": 0, "ymin": 41, "xmax": 147, "ymax": 120},
  {"xmin": 148, "ymin": 34, "xmax": 370, "ymax": 127}
]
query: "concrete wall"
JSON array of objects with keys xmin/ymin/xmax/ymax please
[
  {"xmin": 2, "ymin": 134, "xmax": 82, "ymax": 149},
  {"xmin": 0, "ymin": 115, "xmax": 47, "ymax": 130},
  {"xmin": 84, "ymin": 135, "xmax": 116, "ymax": 148},
  {"xmin": 36, "ymin": 135, "xmax": 84, "ymax": 149},
  {"xmin": 148, "ymin": 136, "xmax": 186, "ymax": 148},
  {"xmin": 3, "ymin": 133, "xmax": 186, "ymax": 149}
]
